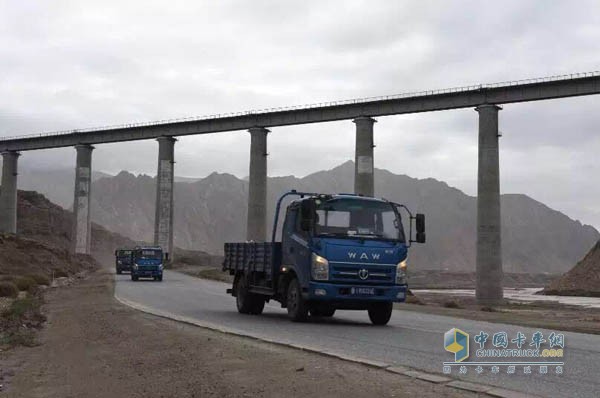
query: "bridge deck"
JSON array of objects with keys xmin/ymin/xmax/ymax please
[{"xmin": 2, "ymin": 72, "xmax": 599, "ymax": 151}]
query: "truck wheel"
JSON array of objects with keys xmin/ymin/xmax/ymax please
[
  {"xmin": 368, "ymin": 302, "xmax": 393, "ymax": 326},
  {"xmin": 131, "ymin": 274, "xmax": 138, "ymax": 281},
  {"xmin": 236, "ymin": 276, "xmax": 254, "ymax": 314},
  {"xmin": 310, "ymin": 308, "xmax": 335, "ymax": 317},
  {"xmin": 287, "ymin": 278, "xmax": 308, "ymax": 322},
  {"xmin": 157, "ymin": 274, "xmax": 163, "ymax": 282},
  {"xmin": 116, "ymin": 268, "xmax": 122, "ymax": 275},
  {"xmin": 250, "ymin": 298, "xmax": 265, "ymax": 315}
]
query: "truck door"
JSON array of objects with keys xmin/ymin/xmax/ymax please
[{"xmin": 282, "ymin": 206, "xmax": 310, "ymax": 286}]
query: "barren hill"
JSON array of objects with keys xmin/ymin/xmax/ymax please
[
  {"xmin": 16, "ymin": 189, "xmax": 138, "ymax": 266},
  {"xmin": 544, "ymin": 240, "xmax": 600, "ymax": 296}
]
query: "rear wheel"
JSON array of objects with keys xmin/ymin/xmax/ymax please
[
  {"xmin": 287, "ymin": 278, "xmax": 308, "ymax": 322},
  {"xmin": 249, "ymin": 297, "xmax": 265, "ymax": 315},
  {"xmin": 368, "ymin": 302, "xmax": 393, "ymax": 326},
  {"xmin": 236, "ymin": 275, "xmax": 264, "ymax": 315}
]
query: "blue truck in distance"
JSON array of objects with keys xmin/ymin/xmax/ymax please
[
  {"xmin": 223, "ymin": 190, "xmax": 425, "ymax": 325},
  {"xmin": 115, "ymin": 249, "xmax": 133, "ymax": 274},
  {"xmin": 131, "ymin": 246, "xmax": 164, "ymax": 282}
]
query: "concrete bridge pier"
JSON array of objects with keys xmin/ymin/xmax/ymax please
[
  {"xmin": 353, "ymin": 117, "xmax": 376, "ymax": 197},
  {"xmin": 154, "ymin": 136, "xmax": 176, "ymax": 261},
  {"xmin": 475, "ymin": 104, "xmax": 503, "ymax": 305},
  {"xmin": 246, "ymin": 127, "xmax": 269, "ymax": 241},
  {"xmin": 73, "ymin": 144, "xmax": 94, "ymax": 254},
  {"xmin": 0, "ymin": 151, "xmax": 21, "ymax": 234}
]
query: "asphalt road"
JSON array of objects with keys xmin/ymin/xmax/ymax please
[{"xmin": 115, "ymin": 270, "xmax": 600, "ymax": 398}]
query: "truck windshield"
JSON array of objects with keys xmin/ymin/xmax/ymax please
[
  {"xmin": 135, "ymin": 250, "xmax": 162, "ymax": 260},
  {"xmin": 314, "ymin": 198, "xmax": 405, "ymax": 242}
]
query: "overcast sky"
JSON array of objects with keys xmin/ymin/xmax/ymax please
[{"xmin": 1, "ymin": 0, "xmax": 599, "ymax": 230}]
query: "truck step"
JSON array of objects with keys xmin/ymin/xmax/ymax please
[{"xmin": 249, "ymin": 286, "xmax": 274, "ymax": 296}]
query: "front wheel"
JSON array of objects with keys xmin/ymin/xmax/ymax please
[
  {"xmin": 157, "ymin": 274, "xmax": 163, "ymax": 282},
  {"xmin": 131, "ymin": 274, "xmax": 139, "ymax": 281},
  {"xmin": 287, "ymin": 278, "xmax": 308, "ymax": 322},
  {"xmin": 368, "ymin": 302, "xmax": 393, "ymax": 326},
  {"xmin": 116, "ymin": 268, "xmax": 122, "ymax": 275}
]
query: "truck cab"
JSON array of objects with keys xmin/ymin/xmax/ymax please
[
  {"xmin": 115, "ymin": 249, "xmax": 133, "ymax": 274},
  {"xmin": 223, "ymin": 191, "xmax": 425, "ymax": 325},
  {"xmin": 131, "ymin": 246, "xmax": 164, "ymax": 282}
]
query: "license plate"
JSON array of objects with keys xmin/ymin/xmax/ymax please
[{"xmin": 350, "ymin": 287, "xmax": 375, "ymax": 295}]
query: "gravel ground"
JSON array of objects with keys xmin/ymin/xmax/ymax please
[{"xmin": 0, "ymin": 269, "xmax": 474, "ymax": 398}]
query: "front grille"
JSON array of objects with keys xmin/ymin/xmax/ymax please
[
  {"xmin": 330, "ymin": 263, "xmax": 394, "ymax": 283},
  {"xmin": 138, "ymin": 266, "xmax": 159, "ymax": 271}
]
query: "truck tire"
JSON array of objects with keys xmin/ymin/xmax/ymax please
[
  {"xmin": 131, "ymin": 274, "xmax": 138, "ymax": 281},
  {"xmin": 236, "ymin": 276, "xmax": 258, "ymax": 314},
  {"xmin": 249, "ymin": 298, "xmax": 265, "ymax": 315},
  {"xmin": 157, "ymin": 274, "xmax": 163, "ymax": 282},
  {"xmin": 310, "ymin": 308, "xmax": 335, "ymax": 317},
  {"xmin": 368, "ymin": 302, "xmax": 393, "ymax": 326},
  {"xmin": 287, "ymin": 278, "xmax": 309, "ymax": 322},
  {"xmin": 116, "ymin": 268, "xmax": 122, "ymax": 275}
]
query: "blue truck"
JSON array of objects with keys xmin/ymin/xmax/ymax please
[
  {"xmin": 115, "ymin": 249, "xmax": 133, "ymax": 274},
  {"xmin": 223, "ymin": 191, "xmax": 425, "ymax": 325},
  {"xmin": 131, "ymin": 246, "xmax": 164, "ymax": 282}
]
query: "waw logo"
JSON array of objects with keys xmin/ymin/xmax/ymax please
[
  {"xmin": 348, "ymin": 252, "xmax": 380, "ymax": 260},
  {"xmin": 444, "ymin": 328, "xmax": 469, "ymax": 362}
]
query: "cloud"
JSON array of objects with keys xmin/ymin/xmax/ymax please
[{"xmin": 0, "ymin": 0, "xmax": 599, "ymax": 229}]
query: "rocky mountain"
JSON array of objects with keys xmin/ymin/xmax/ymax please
[
  {"xmin": 17, "ymin": 166, "xmax": 111, "ymax": 211},
  {"xmin": 13, "ymin": 161, "xmax": 600, "ymax": 274},
  {"xmin": 544, "ymin": 240, "xmax": 600, "ymax": 296}
]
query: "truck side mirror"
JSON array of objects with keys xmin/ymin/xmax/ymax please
[
  {"xmin": 416, "ymin": 214, "xmax": 426, "ymax": 243},
  {"xmin": 300, "ymin": 199, "xmax": 316, "ymax": 231}
]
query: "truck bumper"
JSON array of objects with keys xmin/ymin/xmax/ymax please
[
  {"xmin": 306, "ymin": 282, "xmax": 407, "ymax": 304},
  {"xmin": 131, "ymin": 270, "xmax": 162, "ymax": 278}
]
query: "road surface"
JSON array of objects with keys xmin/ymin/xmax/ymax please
[{"xmin": 115, "ymin": 270, "xmax": 600, "ymax": 398}]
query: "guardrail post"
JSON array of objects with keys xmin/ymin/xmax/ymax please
[
  {"xmin": 247, "ymin": 127, "xmax": 269, "ymax": 241},
  {"xmin": 0, "ymin": 151, "xmax": 21, "ymax": 233},
  {"xmin": 475, "ymin": 104, "xmax": 503, "ymax": 305},
  {"xmin": 72, "ymin": 144, "xmax": 94, "ymax": 254}
]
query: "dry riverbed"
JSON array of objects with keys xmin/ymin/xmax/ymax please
[{"xmin": 0, "ymin": 269, "xmax": 474, "ymax": 398}]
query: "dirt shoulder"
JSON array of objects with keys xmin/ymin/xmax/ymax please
[{"xmin": 0, "ymin": 269, "xmax": 473, "ymax": 398}]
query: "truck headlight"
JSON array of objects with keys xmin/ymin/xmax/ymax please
[
  {"xmin": 133, "ymin": 263, "xmax": 139, "ymax": 270},
  {"xmin": 158, "ymin": 264, "xmax": 163, "ymax": 270},
  {"xmin": 311, "ymin": 253, "xmax": 329, "ymax": 281},
  {"xmin": 396, "ymin": 259, "xmax": 407, "ymax": 285},
  {"xmin": 118, "ymin": 260, "xmax": 122, "ymax": 265}
]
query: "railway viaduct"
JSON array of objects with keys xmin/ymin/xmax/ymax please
[{"xmin": 1, "ymin": 72, "xmax": 599, "ymax": 304}]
